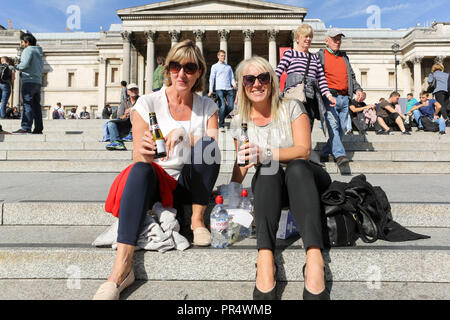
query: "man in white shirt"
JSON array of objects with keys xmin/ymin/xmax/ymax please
[{"xmin": 208, "ymin": 50, "xmax": 237, "ymax": 129}]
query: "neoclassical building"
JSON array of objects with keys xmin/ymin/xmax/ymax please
[{"xmin": 0, "ymin": 0, "xmax": 449, "ymax": 118}]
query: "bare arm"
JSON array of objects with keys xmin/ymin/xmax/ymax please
[
  {"xmin": 434, "ymin": 101, "xmax": 442, "ymax": 117},
  {"xmin": 272, "ymin": 113, "xmax": 311, "ymax": 163}
]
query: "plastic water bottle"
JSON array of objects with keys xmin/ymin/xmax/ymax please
[
  {"xmin": 238, "ymin": 190, "xmax": 253, "ymax": 239},
  {"xmin": 210, "ymin": 196, "xmax": 230, "ymax": 248}
]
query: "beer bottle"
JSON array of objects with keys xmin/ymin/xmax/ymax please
[
  {"xmin": 149, "ymin": 112, "xmax": 167, "ymax": 159},
  {"xmin": 237, "ymin": 123, "xmax": 250, "ymax": 167}
]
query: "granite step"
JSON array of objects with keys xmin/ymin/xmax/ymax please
[
  {"xmin": 0, "ymin": 279, "xmax": 448, "ymax": 300},
  {"xmin": 0, "ymin": 226, "xmax": 448, "ymax": 283},
  {"xmin": 2, "ymin": 201, "xmax": 449, "ymax": 228},
  {"xmin": 1, "ymin": 160, "xmax": 450, "ymax": 174}
]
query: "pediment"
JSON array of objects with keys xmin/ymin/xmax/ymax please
[{"xmin": 118, "ymin": 0, "xmax": 306, "ymax": 15}]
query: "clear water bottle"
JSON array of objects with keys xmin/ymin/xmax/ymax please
[
  {"xmin": 210, "ymin": 195, "xmax": 230, "ymax": 248},
  {"xmin": 238, "ymin": 190, "xmax": 253, "ymax": 239}
]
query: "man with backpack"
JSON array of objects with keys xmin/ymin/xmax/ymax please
[
  {"xmin": 52, "ymin": 102, "xmax": 65, "ymax": 119},
  {"xmin": 408, "ymin": 91, "xmax": 446, "ymax": 135},
  {"xmin": 12, "ymin": 33, "xmax": 44, "ymax": 134},
  {"xmin": 0, "ymin": 56, "xmax": 16, "ymax": 119}
]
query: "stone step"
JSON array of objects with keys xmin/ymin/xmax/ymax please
[
  {"xmin": 2, "ymin": 202, "xmax": 449, "ymax": 228},
  {"xmin": 1, "ymin": 159, "xmax": 450, "ymax": 174},
  {"xmin": 1, "ymin": 279, "xmax": 448, "ymax": 300},
  {"xmin": 0, "ymin": 227, "xmax": 447, "ymax": 283}
]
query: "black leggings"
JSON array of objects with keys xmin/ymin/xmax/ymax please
[
  {"xmin": 435, "ymin": 91, "xmax": 449, "ymax": 120},
  {"xmin": 251, "ymin": 159, "xmax": 332, "ymax": 253},
  {"xmin": 117, "ymin": 137, "xmax": 221, "ymax": 246}
]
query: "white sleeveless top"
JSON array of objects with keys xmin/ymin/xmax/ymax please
[{"xmin": 132, "ymin": 86, "xmax": 218, "ymax": 180}]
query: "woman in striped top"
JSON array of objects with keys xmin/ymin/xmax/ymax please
[{"xmin": 276, "ymin": 24, "xmax": 336, "ymax": 128}]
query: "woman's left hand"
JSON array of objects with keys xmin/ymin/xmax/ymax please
[
  {"xmin": 238, "ymin": 142, "xmax": 263, "ymax": 169},
  {"xmin": 328, "ymin": 95, "xmax": 337, "ymax": 107},
  {"xmin": 163, "ymin": 128, "xmax": 185, "ymax": 161}
]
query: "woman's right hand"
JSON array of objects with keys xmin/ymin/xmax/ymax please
[{"xmin": 138, "ymin": 131, "xmax": 157, "ymax": 163}]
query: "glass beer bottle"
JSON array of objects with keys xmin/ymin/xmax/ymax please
[
  {"xmin": 149, "ymin": 112, "xmax": 167, "ymax": 159},
  {"xmin": 237, "ymin": 123, "xmax": 249, "ymax": 167}
]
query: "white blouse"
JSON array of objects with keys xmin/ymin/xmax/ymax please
[{"xmin": 132, "ymin": 86, "xmax": 218, "ymax": 180}]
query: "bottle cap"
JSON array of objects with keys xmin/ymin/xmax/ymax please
[
  {"xmin": 241, "ymin": 190, "xmax": 248, "ymax": 197},
  {"xmin": 216, "ymin": 195, "xmax": 224, "ymax": 204}
]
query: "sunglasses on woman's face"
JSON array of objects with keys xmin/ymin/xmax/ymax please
[
  {"xmin": 242, "ymin": 72, "xmax": 271, "ymax": 87},
  {"xmin": 169, "ymin": 61, "xmax": 199, "ymax": 75}
]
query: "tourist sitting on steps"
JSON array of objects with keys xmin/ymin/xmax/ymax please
[
  {"xmin": 93, "ymin": 40, "xmax": 220, "ymax": 300},
  {"xmin": 408, "ymin": 91, "xmax": 446, "ymax": 135},
  {"xmin": 105, "ymin": 84, "xmax": 140, "ymax": 151},
  {"xmin": 376, "ymin": 91, "xmax": 410, "ymax": 135},
  {"xmin": 347, "ymin": 91, "xmax": 377, "ymax": 134},
  {"xmin": 229, "ymin": 56, "xmax": 332, "ymax": 300}
]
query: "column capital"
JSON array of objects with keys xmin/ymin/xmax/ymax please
[
  {"xmin": 193, "ymin": 30, "xmax": 206, "ymax": 42},
  {"xmin": 243, "ymin": 29, "xmax": 255, "ymax": 41},
  {"xmin": 218, "ymin": 29, "xmax": 230, "ymax": 41},
  {"xmin": 168, "ymin": 30, "xmax": 181, "ymax": 43},
  {"xmin": 144, "ymin": 30, "xmax": 158, "ymax": 42},
  {"xmin": 267, "ymin": 29, "xmax": 279, "ymax": 42},
  {"xmin": 412, "ymin": 56, "xmax": 424, "ymax": 64},
  {"xmin": 121, "ymin": 31, "xmax": 133, "ymax": 42},
  {"xmin": 97, "ymin": 56, "xmax": 106, "ymax": 64},
  {"xmin": 434, "ymin": 55, "xmax": 446, "ymax": 64}
]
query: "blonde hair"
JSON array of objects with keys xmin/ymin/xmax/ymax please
[
  {"xmin": 294, "ymin": 24, "xmax": 314, "ymax": 42},
  {"xmin": 432, "ymin": 63, "xmax": 444, "ymax": 73},
  {"xmin": 235, "ymin": 56, "xmax": 282, "ymax": 124},
  {"xmin": 163, "ymin": 39, "xmax": 207, "ymax": 92}
]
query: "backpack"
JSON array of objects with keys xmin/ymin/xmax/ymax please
[
  {"xmin": 420, "ymin": 116, "xmax": 439, "ymax": 132},
  {"xmin": 0, "ymin": 64, "xmax": 12, "ymax": 82},
  {"xmin": 52, "ymin": 109, "xmax": 60, "ymax": 119}
]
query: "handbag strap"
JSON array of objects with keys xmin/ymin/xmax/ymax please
[
  {"xmin": 354, "ymin": 206, "xmax": 378, "ymax": 243},
  {"xmin": 303, "ymin": 53, "xmax": 312, "ymax": 82}
]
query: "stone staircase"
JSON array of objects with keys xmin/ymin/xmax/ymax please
[{"xmin": 0, "ymin": 119, "xmax": 449, "ymax": 300}]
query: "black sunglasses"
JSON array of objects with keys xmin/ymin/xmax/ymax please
[
  {"xmin": 169, "ymin": 61, "xmax": 199, "ymax": 75},
  {"xmin": 242, "ymin": 72, "xmax": 271, "ymax": 87}
]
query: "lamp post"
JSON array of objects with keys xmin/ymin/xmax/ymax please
[{"xmin": 392, "ymin": 43, "xmax": 400, "ymax": 92}]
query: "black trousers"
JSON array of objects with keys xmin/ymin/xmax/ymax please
[
  {"xmin": 117, "ymin": 137, "xmax": 221, "ymax": 246},
  {"xmin": 435, "ymin": 91, "xmax": 449, "ymax": 120},
  {"xmin": 251, "ymin": 159, "xmax": 332, "ymax": 253}
]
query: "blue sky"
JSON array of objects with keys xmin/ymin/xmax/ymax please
[{"xmin": 1, "ymin": 0, "xmax": 449, "ymax": 33}]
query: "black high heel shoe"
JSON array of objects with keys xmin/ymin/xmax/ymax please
[
  {"xmin": 253, "ymin": 263, "xmax": 278, "ymax": 300},
  {"xmin": 302, "ymin": 264, "xmax": 330, "ymax": 300}
]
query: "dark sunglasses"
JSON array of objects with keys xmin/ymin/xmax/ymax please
[
  {"xmin": 242, "ymin": 72, "xmax": 271, "ymax": 87},
  {"xmin": 169, "ymin": 61, "xmax": 199, "ymax": 75}
]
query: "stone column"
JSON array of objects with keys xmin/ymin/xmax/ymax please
[
  {"xmin": 169, "ymin": 30, "xmax": 181, "ymax": 47},
  {"xmin": 130, "ymin": 43, "xmax": 138, "ymax": 84},
  {"xmin": 291, "ymin": 30, "xmax": 297, "ymax": 49},
  {"xmin": 413, "ymin": 56, "xmax": 423, "ymax": 98},
  {"xmin": 193, "ymin": 30, "xmax": 205, "ymax": 55},
  {"xmin": 267, "ymin": 29, "xmax": 279, "ymax": 69},
  {"xmin": 121, "ymin": 31, "xmax": 132, "ymax": 83},
  {"xmin": 218, "ymin": 29, "xmax": 230, "ymax": 62},
  {"xmin": 145, "ymin": 30, "xmax": 158, "ymax": 94},
  {"xmin": 401, "ymin": 61, "xmax": 412, "ymax": 95},
  {"xmin": 243, "ymin": 30, "xmax": 254, "ymax": 60},
  {"xmin": 97, "ymin": 56, "xmax": 107, "ymax": 116}
]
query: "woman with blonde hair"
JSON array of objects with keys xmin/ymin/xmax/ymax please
[
  {"xmin": 428, "ymin": 62, "xmax": 449, "ymax": 122},
  {"xmin": 276, "ymin": 24, "xmax": 336, "ymax": 131},
  {"xmin": 93, "ymin": 39, "xmax": 220, "ymax": 300},
  {"xmin": 230, "ymin": 56, "xmax": 332, "ymax": 300}
]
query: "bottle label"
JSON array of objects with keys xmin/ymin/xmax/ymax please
[
  {"xmin": 151, "ymin": 124, "xmax": 160, "ymax": 131},
  {"xmin": 211, "ymin": 217, "xmax": 228, "ymax": 231},
  {"xmin": 155, "ymin": 139, "xmax": 166, "ymax": 153}
]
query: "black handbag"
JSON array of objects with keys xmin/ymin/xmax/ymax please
[{"xmin": 324, "ymin": 192, "xmax": 378, "ymax": 247}]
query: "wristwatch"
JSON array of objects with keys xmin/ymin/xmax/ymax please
[{"xmin": 262, "ymin": 148, "xmax": 273, "ymax": 165}]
